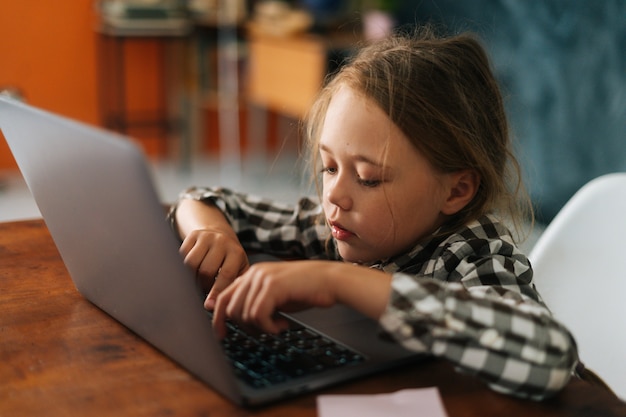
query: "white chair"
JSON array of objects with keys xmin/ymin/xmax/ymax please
[{"xmin": 529, "ymin": 173, "xmax": 626, "ymax": 399}]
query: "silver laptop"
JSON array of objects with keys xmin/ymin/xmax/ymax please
[{"xmin": 0, "ymin": 97, "xmax": 423, "ymax": 406}]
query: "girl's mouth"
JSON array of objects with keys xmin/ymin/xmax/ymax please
[{"xmin": 330, "ymin": 222, "xmax": 355, "ymax": 241}]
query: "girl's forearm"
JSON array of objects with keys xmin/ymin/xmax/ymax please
[
  {"xmin": 175, "ymin": 198, "xmax": 236, "ymax": 239},
  {"xmin": 326, "ymin": 262, "xmax": 392, "ymax": 320}
]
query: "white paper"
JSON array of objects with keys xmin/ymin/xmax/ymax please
[{"xmin": 317, "ymin": 387, "xmax": 449, "ymax": 417}]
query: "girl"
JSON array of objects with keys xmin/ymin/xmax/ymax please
[{"xmin": 168, "ymin": 27, "xmax": 578, "ymax": 400}]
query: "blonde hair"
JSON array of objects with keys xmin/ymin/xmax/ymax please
[{"xmin": 305, "ymin": 26, "xmax": 533, "ymax": 240}]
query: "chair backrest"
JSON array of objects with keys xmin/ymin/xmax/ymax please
[{"xmin": 529, "ymin": 173, "xmax": 626, "ymax": 399}]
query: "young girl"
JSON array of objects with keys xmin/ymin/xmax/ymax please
[{"xmin": 168, "ymin": 27, "xmax": 578, "ymax": 400}]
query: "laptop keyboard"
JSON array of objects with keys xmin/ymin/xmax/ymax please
[{"xmin": 217, "ymin": 315, "xmax": 365, "ymax": 388}]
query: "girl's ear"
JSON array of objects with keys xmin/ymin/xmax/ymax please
[{"xmin": 441, "ymin": 170, "xmax": 480, "ymax": 215}]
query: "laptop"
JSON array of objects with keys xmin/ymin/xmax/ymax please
[{"xmin": 0, "ymin": 96, "xmax": 423, "ymax": 406}]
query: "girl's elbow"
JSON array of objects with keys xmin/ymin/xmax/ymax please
[{"xmin": 489, "ymin": 348, "xmax": 578, "ymax": 401}]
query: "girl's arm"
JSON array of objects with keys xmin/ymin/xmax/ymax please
[
  {"xmin": 175, "ymin": 198, "xmax": 250, "ymax": 306},
  {"xmin": 169, "ymin": 187, "xmax": 331, "ymax": 259},
  {"xmin": 168, "ymin": 187, "xmax": 332, "ymax": 306},
  {"xmin": 175, "ymin": 198, "xmax": 237, "ymax": 240},
  {"xmin": 380, "ymin": 264, "xmax": 578, "ymax": 400},
  {"xmin": 368, "ymin": 217, "xmax": 578, "ymax": 400},
  {"xmin": 212, "ymin": 257, "xmax": 577, "ymax": 401},
  {"xmin": 211, "ymin": 260, "xmax": 392, "ymax": 336}
]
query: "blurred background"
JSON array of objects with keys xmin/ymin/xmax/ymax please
[{"xmin": 1, "ymin": 0, "xmax": 625, "ymax": 233}]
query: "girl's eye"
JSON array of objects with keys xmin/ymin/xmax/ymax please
[
  {"xmin": 358, "ymin": 177, "xmax": 382, "ymax": 187},
  {"xmin": 321, "ymin": 165, "xmax": 381, "ymax": 187}
]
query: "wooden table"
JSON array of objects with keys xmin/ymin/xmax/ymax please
[{"xmin": 2, "ymin": 219, "xmax": 625, "ymax": 416}]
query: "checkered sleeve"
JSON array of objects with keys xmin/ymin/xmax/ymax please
[
  {"xmin": 168, "ymin": 186, "xmax": 332, "ymax": 259},
  {"xmin": 379, "ymin": 218, "xmax": 578, "ymax": 400}
]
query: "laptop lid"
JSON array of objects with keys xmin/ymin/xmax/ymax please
[
  {"xmin": 0, "ymin": 96, "xmax": 243, "ymax": 402},
  {"xmin": 0, "ymin": 97, "xmax": 422, "ymax": 406}
]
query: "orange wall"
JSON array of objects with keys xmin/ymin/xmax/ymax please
[
  {"xmin": 0, "ymin": 1, "xmax": 166, "ymax": 170},
  {"xmin": 0, "ymin": 2, "xmax": 99, "ymax": 169}
]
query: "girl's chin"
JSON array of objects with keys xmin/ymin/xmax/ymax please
[{"xmin": 336, "ymin": 244, "xmax": 377, "ymax": 265}]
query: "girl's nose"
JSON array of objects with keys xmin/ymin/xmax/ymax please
[{"xmin": 325, "ymin": 175, "xmax": 353, "ymax": 211}]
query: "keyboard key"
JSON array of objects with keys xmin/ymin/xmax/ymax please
[{"xmin": 209, "ymin": 312, "xmax": 365, "ymax": 388}]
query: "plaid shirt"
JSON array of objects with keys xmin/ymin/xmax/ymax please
[{"xmin": 169, "ymin": 187, "xmax": 578, "ymax": 400}]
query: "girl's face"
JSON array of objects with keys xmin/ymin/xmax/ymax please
[{"xmin": 319, "ymin": 86, "xmax": 455, "ymax": 264}]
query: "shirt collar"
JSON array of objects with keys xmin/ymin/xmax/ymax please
[{"xmin": 369, "ymin": 229, "xmax": 449, "ymax": 273}]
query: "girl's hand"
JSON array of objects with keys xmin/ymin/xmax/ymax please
[
  {"xmin": 211, "ymin": 261, "xmax": 334, "ymax": 337},
  {"xmin": 211, "ymin": 261, "xmax": 392, "ymax": 338},
  {"xmin": 175, "ymin": 199, "xmax": 249, "ymax": 307},
  {"xmin": 179, "ymin": 227, "xmax": 249, "ymax": 307}
]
